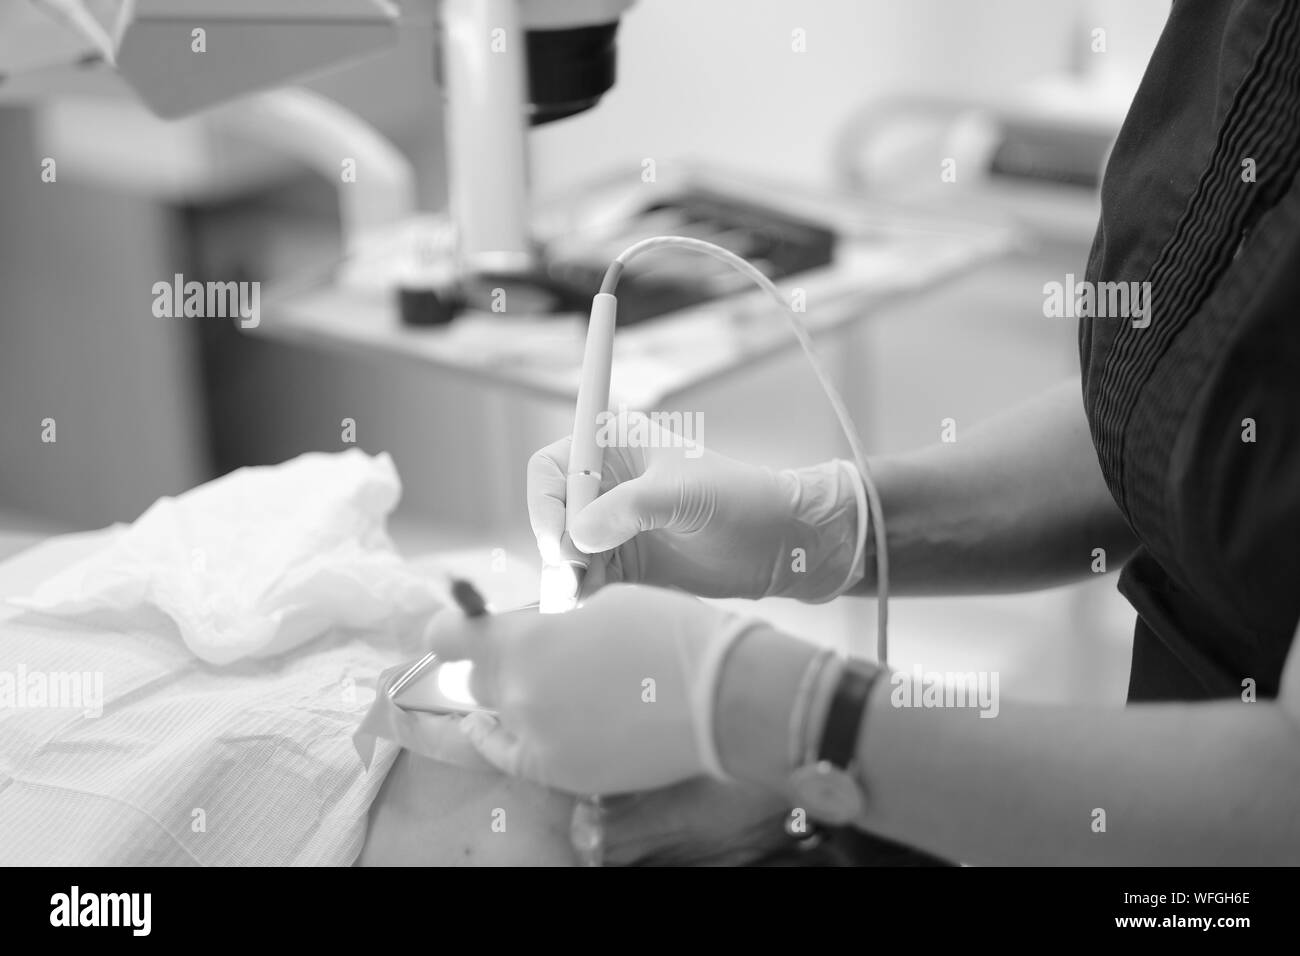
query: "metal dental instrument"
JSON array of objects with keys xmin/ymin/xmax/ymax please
[{"xmin": 387, "ymin": 577, "xmax": 489, "ymax": 702}]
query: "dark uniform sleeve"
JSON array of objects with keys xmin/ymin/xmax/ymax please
[{"xmin": 1078, "ymin": 0, "xmax": 1300, "ymax": 701}]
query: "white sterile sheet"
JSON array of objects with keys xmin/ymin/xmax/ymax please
[
  {"xmin": 0, "ymin": 527, "xmax": 405, "ymax": 866},
  {"xmin": 0, "ymin": 450, "xmax": 550, "ymax": 865},
  {"xmin": 0, "ymin": 452, "xmax": 542, "ymax": 865}
]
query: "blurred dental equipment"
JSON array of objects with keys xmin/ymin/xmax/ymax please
[
  {"xmin": 27, "ymin": 0, "xmax": 116, "ymax": 65},
  {"xmin": 10, "ymin": 0, "xmax": 402, "ymax": 113},
  {"xmin": 10, "ymin": 0, "xmax": 856, "ymax": 331},
  {"xmin": 438, "ymin": 0, "xmax": 633, "ymax": 282},
  {"xmin": 6, "ymin": 0, "xmax": 638, "ymax": 314},
  {"xmin": 831, "ymin": 4, "xmax": 1166, "ymax": 245},
  {"xmin": 5, "ymin": 0, "xmax": 1008, "ymax": 367}
]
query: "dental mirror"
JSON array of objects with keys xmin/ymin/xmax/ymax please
[
  {"xmin": 391, "ymin": 657, "xmax": 492, "ymax": 715},
  {"xmin": 388, "ymin": 599, "xmax": 540, "ymax": 715}
]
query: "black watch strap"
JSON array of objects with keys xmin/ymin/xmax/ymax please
[{"xmin": 818, "ymin": 659, "xmax": 884, "ymax": 768}]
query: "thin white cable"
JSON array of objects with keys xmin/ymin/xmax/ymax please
[{"xmin": 603, "ymin": 236, "xmax": 889, "ymax": 664}]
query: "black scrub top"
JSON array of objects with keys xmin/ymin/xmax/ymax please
[{"xmin": 1080, "ymin": 0, "xmax": 1300, "ymax": 702}]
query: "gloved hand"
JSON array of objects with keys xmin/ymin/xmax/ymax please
[
  {"xmin": 424, "ymin": 584, "xmax": 765, "ymax": 794},
  {"xmin": 528, "ymin": 410, "xmax": 868, "ymax": 602}
]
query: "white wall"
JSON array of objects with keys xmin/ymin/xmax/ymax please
[{"xmin": 530, "ymin": 0, "xmax": 1167, "ymax": 195}]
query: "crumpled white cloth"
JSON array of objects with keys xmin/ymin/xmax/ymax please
[
  {"xmin": 8, "ymin": 450, "xmax": 444, "ymax": 665},
  {"xmin": 0, "ymin": 591, "xmax": 403, "ymax": 866}
]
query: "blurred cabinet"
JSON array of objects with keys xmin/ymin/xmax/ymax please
[{"xmin": 0, "ymin": 107, "xmax": 210, "ymax": 529}]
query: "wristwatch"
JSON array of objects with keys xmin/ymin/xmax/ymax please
[{"xmin": 787, "ymin": 658, "xmax": 883, "ymax": 825}]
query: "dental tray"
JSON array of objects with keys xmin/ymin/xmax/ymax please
[{"xmin": 542, "ymin": 187, "xmax": 838, "ymax": 325}]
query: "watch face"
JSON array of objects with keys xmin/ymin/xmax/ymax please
[{"xmin": 789, "ymin": 762, "xmax": 865, "ymax": 826}]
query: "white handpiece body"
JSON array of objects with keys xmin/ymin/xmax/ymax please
[{"xmin": 562, "ymin": 293, "xmax": 618, "ymax": 567}]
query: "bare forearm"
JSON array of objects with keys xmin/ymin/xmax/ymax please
[
  {"xmin": 717, "ymin": 629, "xmax": 1300, "ymax": 866},
  {"xmin": 856, "ymin": 376, "xmax": 1137, "ymax": 596},
  {"xmin": 857, "ymin": 695, "xmax": 1300, "ymax": 865}
]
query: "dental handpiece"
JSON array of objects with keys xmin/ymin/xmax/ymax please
[{"xmin": 548, "ymin": 292, "xmax": 618, "ymax": 611}]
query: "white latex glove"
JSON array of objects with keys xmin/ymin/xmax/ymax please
[
  {"xmin": 528, "ymin": 410, "xmax": 868, "ymax": 602},
  {"xmin": 424, "ymin": 584, "xmax": 762, "ymax": 795}
]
